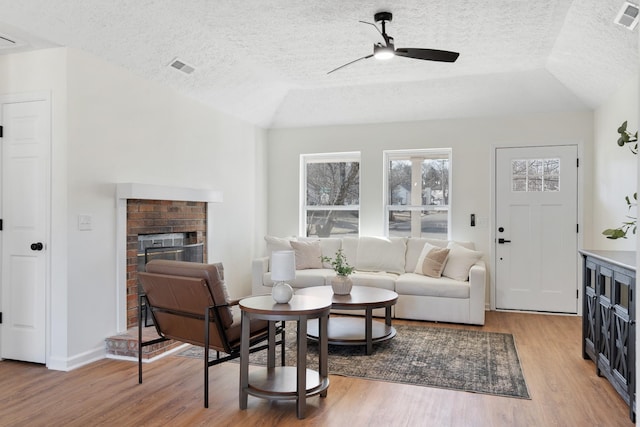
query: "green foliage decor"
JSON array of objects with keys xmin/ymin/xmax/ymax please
[
  {"xmin": 602, "ymin": 121, "xmax": 637, "ymax": 239},
  {"xmin": 320, "ymin": 249, "xmax": 354, "ymax": 276}
]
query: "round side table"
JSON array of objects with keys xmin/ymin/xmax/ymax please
[{"xmin": 239, "ymin": 294, "xmax": 331, "ymax": 419}]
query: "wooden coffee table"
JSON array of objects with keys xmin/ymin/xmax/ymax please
[{"xmin": 296, "ymin": 286, "xmax": 398, "ymax": 355}]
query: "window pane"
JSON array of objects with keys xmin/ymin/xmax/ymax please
[
  {"xmin": 306, "ymin": 210, "xmax": 359, "ymax": 237},
  {"xmin": 512, "ymin": 160, "xmax": 527, "ymax": 176},
  {"xmin": 528, "ymin": 177, "xmax": 542, "ymax": 192},
  {"xmin": 388, "ymin": 160, "xmax": 412, "ymax": 205},
  {"xmin": 306, "ymin": 162, "xmax": 359, "ymax": 206},
  {"xmin": 544, "ymin": 159, "xmax": 560, "ymax": 175},
  {"xmin": 512, "ymin": 177, "xmax": 527, "ymax": 191},
  {"xmin": 422, "ymin": 158, "xmax": 449, "ymax": 206},
  {"xmin": 388, "ymin": 210, "xmax": 448, "ymax": 239},
  {"xmin": 544, "ymin": 176, "xmax": 559, "ymax": 191},
  {"xmin": 527, "ymin": 160, "xmax": 542, "ymax": 176}
]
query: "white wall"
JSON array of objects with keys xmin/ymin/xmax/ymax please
[
  {"xmin": 1, "ymin": 48, "xmax": 267, "ymax": 369},
  {"xmin": 267, "ymin": 111, "xmax": 594, "ymax": 303},
  {"xmin": 266, "ymin": 112, "xmax": 594, "ymax": 254},
  {"xmin": 592, "ymin": 75, "xmax": 638, "ymax": 250}
]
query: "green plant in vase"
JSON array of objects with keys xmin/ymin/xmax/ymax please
[
  {"xmin": 321, "ymin": 248, "xmax": 354, "ymax": 276},
  {"xmin": 321, "ymin": 249, "xmax": 354, "ymax": 294}
]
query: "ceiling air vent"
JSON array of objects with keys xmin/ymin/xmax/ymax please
[
  {"xmin": 168, "ymin": 58, "xmax": 195, "ymax": 74},
  {"xmin": 615, "ymin": 2, "xmax": 639, "ymax": 30}
]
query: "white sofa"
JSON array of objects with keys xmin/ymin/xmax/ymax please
[{"xmin": 252, "ymin": 236, "xmax": 486, "ymax": 325}]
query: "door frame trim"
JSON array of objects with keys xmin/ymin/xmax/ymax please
[
  {"xmin": 0, "ymin": 91, "xmax": 52, "ymax": 365},
  {"xmin": 490, "ymin": 143, "xmax": 584, "ymax": 314}
]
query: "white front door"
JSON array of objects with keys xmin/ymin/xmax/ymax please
[
  {"xmin": 1, "ymin": 96, "xmax": 50, "ymax": 363},
  {"xmin": 495, "ymin": 145, "xmax": 578, "ymax": 313}
]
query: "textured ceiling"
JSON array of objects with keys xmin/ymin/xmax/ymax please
[{"xmin": 0, "ymin": 0, "xmax": 637, "ymax": 128}]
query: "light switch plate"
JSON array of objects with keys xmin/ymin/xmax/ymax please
[{"xmin": 78, "ymin": 214, "xmax": 92, "ymax": 231}]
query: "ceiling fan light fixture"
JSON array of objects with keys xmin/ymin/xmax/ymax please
[{"xmin": 374, "ymin": 44, "xmax": 394, "ymax": 60}]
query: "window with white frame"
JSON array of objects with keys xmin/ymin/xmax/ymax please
[
  {"xmin": 384, "ymin": 149, "xmax": 451, "ymax": 239},
  {"xmin": 301, "ymin": 153, "xmax": 360, "ymax": 237}
]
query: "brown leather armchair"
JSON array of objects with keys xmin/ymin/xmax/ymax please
[{"xmin": 137, "ymin": 259, "xmax": 284, "ymax": 408}]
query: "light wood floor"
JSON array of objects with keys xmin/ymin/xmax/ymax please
[{"xmin": 0, "ymin": 311, "xmax": 634, "ymax": 427}]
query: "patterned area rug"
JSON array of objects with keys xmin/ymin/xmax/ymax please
[{"xmin": 176, "ymin": 323, "xmax": 530, "ymax": 399}]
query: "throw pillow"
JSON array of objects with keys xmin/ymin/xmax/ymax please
[
  {"xmin": 264, "ymin": 235, "xmax": 293, "ymax": 252},
  {"xmin": 442, "ymin": 242, "xmax": 482, "ymax": 281},
  {"xmin": 290, "ymin": 240, "xmax": 323, "ymax": 270},
  {"xmin": 414, "ymin": 242, "xmax": 450, "ymax": 278}
]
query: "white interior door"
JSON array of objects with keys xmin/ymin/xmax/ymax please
[
  {"xmin": 1, "ymin": 97, "xmax": 50, "ymax": 363},
  {"xmin": 495, "ymin": 145, "xmax": 578, "ymax": 313}
]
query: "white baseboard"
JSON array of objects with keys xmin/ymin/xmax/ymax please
[{"xmin": 47, "ymin": 346, "xmax": 105, "ymax": 371}]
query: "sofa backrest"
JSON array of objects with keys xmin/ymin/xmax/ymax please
[{"xmin": 264, "ymin": 235, "xmax": 478, "ymax": 275}]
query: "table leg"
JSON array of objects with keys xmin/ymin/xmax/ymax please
[
  {"xmin": 296, "ymin": 317, "xmax": 307, "ymax": 419},
  {"xmin": 319, "ymin": 313, "xmax": 328, "ymax": 398},
  {"xmin": 267, "ymin": 321, "xmax": 276, "ymax": 368},
  {"xmin": 385, "ymin": 305, "xmax": 392, "ymax": 326},
  {"xmin": 239, "ymin": 311, "xmax": 250, "ymax": 410},
  {"xmin": 365, "ymin": 308, "xmax": 373, "ymax": 355}
]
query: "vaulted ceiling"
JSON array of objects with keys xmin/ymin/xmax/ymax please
[{"xmin": 0, "ymin": 0, "xmax": 637, "ymax": 129}]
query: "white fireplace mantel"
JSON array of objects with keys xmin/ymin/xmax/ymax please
[
  {"xmin": 116, "ymin": 183, "xmax": 223, "ymax": 203},
  {"xmin": 115, "ymin": 183, "xmax": 222, "ymax": 333}
]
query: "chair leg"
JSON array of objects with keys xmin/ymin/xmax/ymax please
[
  {"xmin": 138, "ymin": 294, "xmax": 144, "ymax": 384},
  {"xmin": 204, "ymin": 308, "xmax": 211, "ymax": 408}
]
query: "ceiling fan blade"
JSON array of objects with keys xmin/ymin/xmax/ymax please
[
  {"xmin": 395, "ymin": 48, "xmax": 459, "ymax": 63},
  {"xmin": 327, "ymin": 54, "xmax": 374, "ymax": 74}
]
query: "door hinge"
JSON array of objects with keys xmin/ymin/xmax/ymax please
[
  {"xmin": 576, "ymin": 224, "xmax": 579, "ymax": 233},
  {"xmin": 576, "ymin": 289, "xmax": 579, "ymax": 299},
  {"xmin": 0, "ymin": 312, "xmax": 2, "ymax": 324},
  {"xmin": 0, "ymin": 125, "xmax": 3, "ymax": 138},
  {"xmin": 576, "ymin": 158, "xmax": 579, "ymax": 167},
  {"xmin": 0, "ymin": 219, "xmax": 2, "ymax": 231}
]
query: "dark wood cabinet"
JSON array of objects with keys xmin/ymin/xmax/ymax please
[{"xmin": 581, "ymin": 250, "xmax": 635, "ymax": 421}]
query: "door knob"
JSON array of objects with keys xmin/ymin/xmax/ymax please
[
  {"xmin": 498, "ymin": 238, "xmax": 511, "ymax": 244},
  {"xmin": 30, "ymin": 242, "xmax": 44, "ymax": 251}
]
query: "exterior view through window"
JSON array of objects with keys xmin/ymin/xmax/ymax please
[
  {"xmin": 385, "ymin": 149, "xmax": 451, "ymax": 239},
  {"xmin": 302, "ymin": 153, "xmax": 360, "ymax": 237},
  {"xmin": 511, "ymin": 158, "xmax": 560, "ymax": 192}
]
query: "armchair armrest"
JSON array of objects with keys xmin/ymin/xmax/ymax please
[
  {"xmin": 468, "ymin": 260, "xmax": 486, "ymax": 325},
  {"xmin": 251, "ymin": 257, "xmax": 270, "ymax": 295}
]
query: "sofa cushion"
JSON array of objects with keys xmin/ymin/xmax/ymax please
[
  {"xmin": 414, "ymin": 242, "xmax": 450, "ymax": 278},
  {"xmin": 265, "ymin": 235, "xmax": 293, "ymax": 252},
  {"xmin": 341, "ymin": 237, "xmax": 359, "ymax": 268},
  {"xmin": 350, "ymin": 271, "xmax": 397, "ymax": 291},
  {"xmin": 442, "ymin": 242, "xmax": 483, "ymax": 281},
  {"xmin": 290, "ymin": 240, "xmax": 323, "ymax": 269},
  {"xmin": 356, "ymin": 236, "xmax": 406, "ymax": 274},
  {"xmin": 396, "ymin": 273, "xmax": 470, "ymax": 299}
]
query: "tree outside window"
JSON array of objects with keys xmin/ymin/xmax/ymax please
[{"xmin": 303, "ymin": 154, "xmax": 360, "ymax": 237}]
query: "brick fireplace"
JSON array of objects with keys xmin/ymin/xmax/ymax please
[
  {"xmin": 115, "ymin": 183, "xmax": 223, "ymax": 334},
  {"xmin": 125, "ymin": 199, "xmax": 207, "ymax": 329}
]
